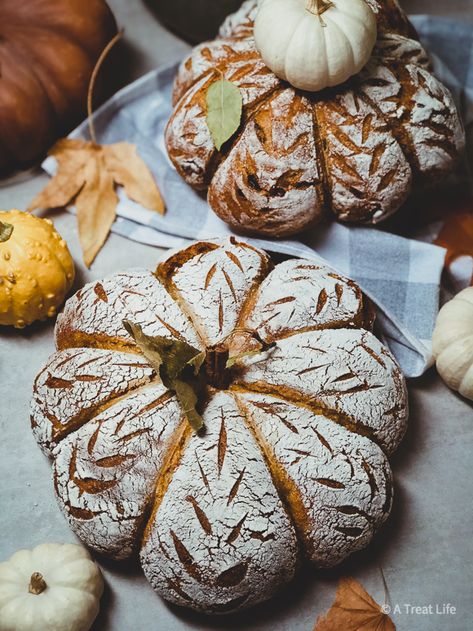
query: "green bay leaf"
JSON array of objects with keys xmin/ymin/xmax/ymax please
[{"xmin": 206, "ymin": 79, "xmax": 243, "ymax": 151}]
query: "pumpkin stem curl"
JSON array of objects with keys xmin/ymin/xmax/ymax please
[
  {"xmin": 306, "ymin": 0, "xmax": 334, "ymax": 23},
  {"xmin": 28, "ymin": 572, "xmax": 47, "ymax": 595},
  {"xmin": 0, "ymin": 221, "xmax": 13, "ymax": 243},
  {"xmin": 87, "ymin": 30, "xmax": 124, "ymax": 144}
]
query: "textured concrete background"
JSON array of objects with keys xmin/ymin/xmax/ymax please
[{"xmin": 0, "ymin": 1, "xmax": 472, "ymax": 630}]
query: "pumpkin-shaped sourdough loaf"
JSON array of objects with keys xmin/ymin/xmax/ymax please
[
  {"xmin": 166, "ymin": 0, "xmax": 465, "ymax": 237},
  {"xmin": 31, "ymin": 238, "xmax": 408, "ymax": 613}
]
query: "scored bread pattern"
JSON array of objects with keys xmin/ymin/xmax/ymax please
[
  {"xmin": 56, "ymin": 269, "xmax": 203, "ymax": 352},
  {"xmin": 166, "ymin": 0, "xmax": 465, "ymax": 236},
  {"xmin": 32, "ymin": 237, "xmax": 408, "ymax": 613},
  {"xmin": 237, "ymin": 392, "xmax": 392, "ymax": 567},
  {"xmin": 141, "ymin": 392, "xmax": 298, "ymax": 613},
  {"xmin": 235, "ymin": 329, "xmax": 407, "ymax": 455},
  {"xmin": 242, "ymin": 259, "xmax": 370, "ymax": 341},
  {"xmin": 31, "ymin": 348, "xmax": 156, "ymax": 454},
  {"xmin": 169, "ymin": 37, "xmax": 279, "ymax": 190},
  {"xmin": 208, "ymin": 89, "xmax": 325, "ymax": 234},
  {"xmin": 54, "ymin": 384, "xmax": 183, "ymax": 559}
]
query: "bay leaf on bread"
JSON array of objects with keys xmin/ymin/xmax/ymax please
[
  {"xmin": 206, "ymin": 79, "xmax": 243, "ymax": 150},
  {"xmin": 124, "ymin": 320, "xmax": 205, "ymax": 431}
]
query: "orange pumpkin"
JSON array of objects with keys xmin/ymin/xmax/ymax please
[{"xmin": 0, "ymin": 0, "xmax": 117, "ymax": 173}]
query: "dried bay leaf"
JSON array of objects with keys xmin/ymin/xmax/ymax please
[
  {"xmin": 314, "ymin": 577, "xmax": 395, "ymax": 631},
  {"xmin": 124, "ymin": 320, "xmax": 205, "ymax": 432},
  {"xmin": 206, "ymin": 79, "xmax": 243, "ymax": 150},
  {"xmin": 28, "ymin": 138, "xmax": 165, "ymax": 268},
  {"xmin": 173, "ymin": 379, "xmax": 204, "ymax": 432}
]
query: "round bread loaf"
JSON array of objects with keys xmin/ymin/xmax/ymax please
[
  {"xmin": 166, "ymin": 0, "xmax": 465, "ymax": 237},
  {"xmin": 31, "ymin": 238, "xmax": 408, "ymax": 613}
]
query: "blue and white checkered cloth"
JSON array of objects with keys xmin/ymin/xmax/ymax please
[{"xmin": 43, "ymin": 16, "xmax": 473, "ymax": 378}]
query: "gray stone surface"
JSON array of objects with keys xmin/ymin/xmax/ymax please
[{"xmin": 1, "ymin": 1, "xmax": 472, "ymax": 629}]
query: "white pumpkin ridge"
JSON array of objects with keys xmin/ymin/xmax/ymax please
[
  {"xmin": 433, "ymin": 287, "xmax": 473, "ymax": 401},
  {"xmin": 0, "ymin": 543, "xmax": 103, "ymax": 631},
  {"xmin": 254, "ymin": 0, "xmax": 378, "ymax": 92}
]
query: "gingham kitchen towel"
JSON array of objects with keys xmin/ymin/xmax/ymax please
[{"xmin": 43, "ymin": 16, "xmax": 473, "ymax": 379}]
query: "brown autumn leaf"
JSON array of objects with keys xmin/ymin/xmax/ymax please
[
  {"xmin": 28, "ymin": 138, "xmax": 165, "ymax": 268},
  {"xmin": 314, "ymin": 577, "xmax": 395, "ymax": 631},
  {"xmin": 434, "ymin": 211, "xmax": 473, "ymax": 272}
]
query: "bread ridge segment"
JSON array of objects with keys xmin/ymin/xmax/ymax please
[
  {"xmin": 166, "ymin": 40, "xmax": 282, "ymax": 190},
  {"xmin": 55, "ymin": 268, "xmax": 203, "ymax": 353},
  {"xmin": 140, "ymin": 390, "xmax": 299, "ymax": 614},
  {"xmin": 234, "ymin": 391, "xmax": 393, "ymax": 568},
  {"xmin": 157, "ymin": 237, "xmax": 273, "ymax": 347},
  {"xmin": 31, "ymin": 347, "xmax": 159, "ymax": 455},
  {"xmin": 233, "ymin": 328, "xmax": 408, "ymax": 455},
  {"xmin": 53, "ymin": 385, "xmax": 187, "ymax": 560}
]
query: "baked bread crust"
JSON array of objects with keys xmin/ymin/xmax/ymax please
[
  {"xmin": 31, "ymin": 237, "xmax": 408, "ymax": 613},
  {"xmin": 166, "ymin": 0, "xmax": 465, "ymax": 236}
]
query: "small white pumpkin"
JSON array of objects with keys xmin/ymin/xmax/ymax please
[
  {"xmin": 0, "ymin": 543, "xmax": 103, "ymax": 631},
  {"xmin": 432, "ymin": 287, "xmax": 473, "ymax": 401},
  {"xmin": 254, "ymin": 0, "xmax": 378, "ymax": 92}
]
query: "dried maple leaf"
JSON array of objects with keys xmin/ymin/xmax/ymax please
[
  {"xmin": 314, "ymin": 577, "xmax": 395, "ymax": 631},
  {"xmin": 28, "ymin": 138, "xmax": 165, "ymax": 267},
  {"xmin": 434, "ymin": 211, "xmax": 473, "ymax": 269}
]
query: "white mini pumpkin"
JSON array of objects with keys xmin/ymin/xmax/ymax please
[
  {"xmin": 254, "ymin": 0, "xmax": 377, "ymax": 92},
  {"xmin": 0, "ymin": 543, "xmax": 103, "ymax": 631},
  {"xmin": 432, "ymin": 287, "xmax": 473, "ymax": 401}
]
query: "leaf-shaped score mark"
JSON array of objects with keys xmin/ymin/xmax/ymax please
[
  {"xmin": 123, "ymin": 321, "xmax": 206, "ymax": 432},
  {"xmin": 314, "ymin": 577, "xmax": 395, "ymax": 631},
  {"xmin": 206, "ymin": 79, "xmax": 243, "ymax": 151},
  {"xmin": 28, "ymin": 139, "xmax": 165, "ymax": 268}
]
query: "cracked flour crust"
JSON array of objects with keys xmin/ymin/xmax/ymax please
[
  {"xmin": 140, "ymin": 391, "xmax": 298, "ymax": 613},
  {"xmin": 31, "ymin": 237, "xmax": 408, "ymax": 613},
  {"xmin": 237, "ymin": 392, "xmax": 393, "ymax": 567}
]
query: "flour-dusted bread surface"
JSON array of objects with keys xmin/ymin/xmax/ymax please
[
  {"xmin": 235, "ymin": 329, "xmax": 408, "ymax": 455},
  {"xmin": 141, "ymin": 392, "xmax": 298, "ymax": 613},
  {"xmin": 31, "ymin": 237, "xmax": 408, "ymax": 613},
  {"xmin": 53, "ymin": 384, "xmax": 183, "ymax": 559},
  {"xmin": 208, "ymin": 89, "xmax": 325, "ymax": 234},
  {"xmin": 56, "ymin": 269, "xmax": 202, "ymax": 352},
  {"xmin": 31, "ymin": 348, "xmax": 156, "ymax": 454},
  {"xmin": 166, "ymin": 0, "xmax": 465, "ymax": 237},
  {"xmin": 242, "ymin": 259, "xmax": 370, "ymax": 340},
  {"xmin": 237, "ymin": 393, "xmax": 392, "ymax": 567},
  {"xmin": 157, "ymin": 238, "xmax": 271, "ymax": 346}
]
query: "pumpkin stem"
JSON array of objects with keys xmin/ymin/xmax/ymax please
[
  {"xmin": 306, "ymin": 0, "xmax": 334, "ymax": 22},
  {"xmin": 205, "ymin": 344, "xmax": 231, "ymax": 389},
  {"xmin": 87, "ymin": 30, "xmax": 124, "ymax": 144},
  {"xmin": 0, "ymin": 221, "xmax": 13, "ymax": 243},
  {"xmin": 28, "ymin": 572, "xmax": 47, "ymax": 595}
]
